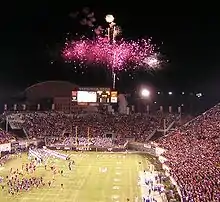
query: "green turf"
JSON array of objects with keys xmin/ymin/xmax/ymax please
[{"xmin": 0, "ymin": 152, "xmax": 150, "ymax": 202}]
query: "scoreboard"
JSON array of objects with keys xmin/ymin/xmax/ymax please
[{"xmin": 72, "ymin": 87, "xmax": 118, "ymax": 104}]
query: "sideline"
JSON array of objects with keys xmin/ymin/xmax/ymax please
[{"xmin": 139, "ymin": 171, "xmax": 166, "ymax": 202}]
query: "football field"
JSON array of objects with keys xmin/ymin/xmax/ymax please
[{"xmin": 0, "ymin": 152, "xmax": 150, "ymax": 202}]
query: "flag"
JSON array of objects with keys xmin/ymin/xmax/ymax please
[
  {"xmin": 22, "ymin": 104, "xmax": 26, "ymax": 111},
  {"xmin": 146, "ymin": 105, "xmax": 150, "ymax": 112},
  {"xmin": 126, "ymin": 107, "xmax": 130, "ymax": 115},
  {"xmin": 37, "ymin": 104, "xmax": 40, "ymax": 110},
  {"xmin": 131, "ymin": 105, "xmax": 135, "ymax": 112},
  {"xmin": 52, "ymin": 104, "xmax": 55, "ymax": 110},
  {"xmin": 169, "ymin": 106, "xmax": 172, "ymax": 113}
]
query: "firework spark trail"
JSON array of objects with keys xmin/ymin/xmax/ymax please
[{"xmin": 62, "ymin": 36, "xmax": 159, "ymax": 72}]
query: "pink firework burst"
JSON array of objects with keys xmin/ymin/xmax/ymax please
[{"xmin": 62, "ymin": 36, "xmax": 160, "ymax": 71}]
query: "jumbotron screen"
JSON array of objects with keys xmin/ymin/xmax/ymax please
[
  {"xmin": 72, "ymin": 88, "xmax": 117, "ymax": 104},
  {"xmin": 77, "ymin": 91, "xmax": 97, "ymax": 103}
]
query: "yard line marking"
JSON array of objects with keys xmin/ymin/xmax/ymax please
[
  {"xmin": 112, "ymin": 195, "xmax": 120, "ymax": 199},
  {"xmin": 71, "ymin": 164, "xmax": 92, "ymax": 202},
  {"xmin": 129, "ymin": 162, "xmax": 133, "ymax": 200},
  {"xmin": 114, "ymin": 178, "xmax": 121, "ymax": 182}
]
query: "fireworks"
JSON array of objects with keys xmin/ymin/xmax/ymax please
[
  {"xmin": 64, "ymin": 11, "xmax": 163, "ymax": 88},
  {"xmin": 62, "ymin": 36, "xmax": 159, "ymax": 72}
]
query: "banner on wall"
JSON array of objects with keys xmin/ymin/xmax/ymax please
[
  {"xmin": 144, "ymin": 144, "xmax": 151, "ymax": 149},
  {"xmin": 155, "ymin": 146, "xmax": 166, "ymax": 156},
  {"xmin": 0, "ymin": 143, "xmax": 11, "ymax": 152},
  {"xmin": 158, "ymin": 155, "xmax": 168, "ymax": 163}
]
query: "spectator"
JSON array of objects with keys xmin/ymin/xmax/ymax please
[{"xmin": 157, "ymin": 104, "xmax": 220, "ymax": 202}]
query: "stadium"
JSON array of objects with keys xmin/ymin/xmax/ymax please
[
  {"xmin": 2, "ymin": 4, "xmax": 220, "ymax": 202},
  {"xmin": 0, "ymin": 81, "xmax": 218, "ymax": 202}
]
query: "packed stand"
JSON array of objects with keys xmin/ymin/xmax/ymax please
[
  {"xmin": 7, "ymin": 114, "xmax": 25, "ymax": 129},
  {"xmin": 156, "ymin": 112, "xmax": 179, "ymax": 129},
  {"xmin": 6, "ymin": 111, "xmax": 178, "ymax": 144},
  {"xmin": 157, "ymin": 104, "xmax": 220, "ymax": 202},
  {"xmin": 0, "ymin": 129, "xmax": 15, "ymax": 144},
  {"xmin": 46, "ymin": 136, "xmax": 126, "ymax": 148}
]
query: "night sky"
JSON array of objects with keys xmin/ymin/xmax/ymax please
[{"xmin": 1, "ymin": 2, "xmax": 220, "ymax": 98}]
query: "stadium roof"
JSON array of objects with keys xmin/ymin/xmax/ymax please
[{"xmin": 24, "ymin": 81, "xmax": 78, "ymax": 100}]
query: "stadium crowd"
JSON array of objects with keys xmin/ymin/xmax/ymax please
[
  {"xmin": 157, "ymin": 104, "xmax": 220, "ymax": 202},
  {"xmin": 6, "ymin": 111, "xmax": 178, "ymax": 145},
  {"xmin": 0, "ymin": 129, "xmax": 14, "ymax": 144},
  {"xmin": 46, "ymin": 136, "xmax": 126, "ymax": 148},
  {"xmin": 0, "ymin": 104, "xmax": 219, "ymax": 201}
]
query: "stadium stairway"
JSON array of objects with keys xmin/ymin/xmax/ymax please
[
  {"xmin": 149, "ymin": 121, "xmax": 175, "ymax": 141},
  {"xmin": 145, "ymin": 129, "xmax": 157, "ymax": 141},
  {"xmin": 149, "ymin": 131, "xmax": 164, "ymax": 141},
  {"xmin": 11, "ymin": 128, "xmax": 27, "ymax": 139},
  {"xmin": 8, "ymin": 122, "xmax": 27, "ymax": 139}
]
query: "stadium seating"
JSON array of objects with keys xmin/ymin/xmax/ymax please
[
  {"xmin": 157, "ymin": 104, "xmax": 220, "ymax": 202},
  {"xmin": 6, "ymin": 112, "xmax": 178, "ymax": 145},
  {"xmin": 1, "ymin": 105, "xmax": 219, "ymax": 201}
]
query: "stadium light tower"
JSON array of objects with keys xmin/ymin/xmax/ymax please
[
  {"xmin": 105, "ymin": 14, "xmax": 114, "ymax": 23},
  {"xmin": 105, "ymin": 14, "xmax": 117, "ymax": 89},
  {"xmin": 105, "ymin": 14, "xmax": 116, "ymax": 42},
  {"xmin": 141, "ymin": 89, "xmax": 150, "ymax": 98}
]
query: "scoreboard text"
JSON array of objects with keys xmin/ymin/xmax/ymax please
[{"xmin": 72, "ymin": 87, "xmax": 117, "ymax": 104}]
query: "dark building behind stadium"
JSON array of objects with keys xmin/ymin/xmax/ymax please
[
  {"xmin": 1, "ymin": 81, "xmax": 78, "ymax": 113},
  {"xmin": 0, "ymin": 80, "xmax": 217, "ymax": 115},
  {"xmin": 24, "ymin": 81, "xmax": 78, "ymax": 112}
]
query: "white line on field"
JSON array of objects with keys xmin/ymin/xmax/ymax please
[{"xmin": 71, "ymin": 164, "xmax": 92, "ymax": 202}]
